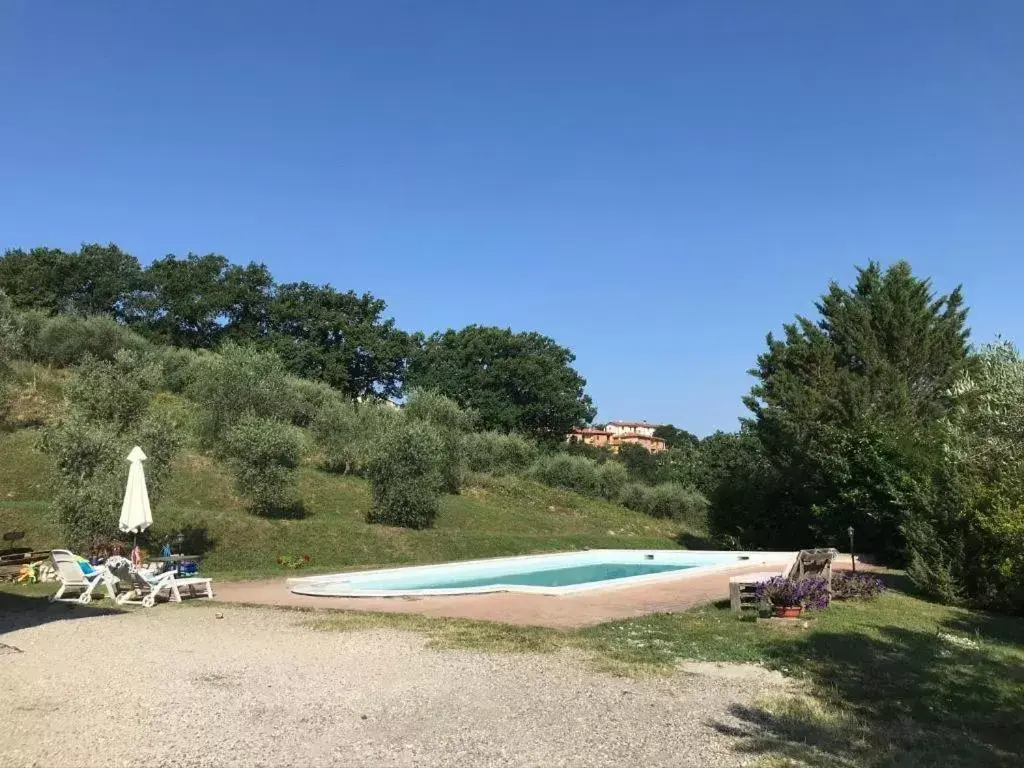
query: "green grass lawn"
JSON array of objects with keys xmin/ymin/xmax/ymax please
[{"xmin": 0, "ymin": 427, "xmax": 685, "ymax": 579}]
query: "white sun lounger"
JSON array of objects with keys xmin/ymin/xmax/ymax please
[
  {"xmin": 111, "ymin": 562, "xmax": 214, "ymax": 608},
  {"xmin": 48, "ymin": 549, "xmax": 118, "ymax": 604}
]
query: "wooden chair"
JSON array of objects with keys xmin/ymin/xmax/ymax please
[{"xmin": 788, "ymin": 548, "xmax": 839, "ymax": 597}]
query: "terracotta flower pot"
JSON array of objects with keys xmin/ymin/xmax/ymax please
[{"xmin": 775, "ymin": 605, "xmax": 802, "ymax": 619}]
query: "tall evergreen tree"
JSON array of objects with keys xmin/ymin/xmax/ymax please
[{"xmin": 739, "ymin": 262, "xmax": 970, "ymax": 558}]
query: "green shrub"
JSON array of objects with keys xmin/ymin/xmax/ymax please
[
  {"xmin": 644, "ymin": 482, "xmax": 708, "ymax": 523},
  {"xmin": 38, "ymin": 409, "xmax": 182, "ymax": 548},
  {"xmin": 185, "ymin": 343, "xmax": 294, "ymax": 449},
  {"xmin": 64, "ymin": 350, "xmax": 162, "ymax": 431},
  {"xmin": 286, "ymin": 376, "xmax": 342, "ymax": 427},
  {"xmin": 23, "ymin": 314, "xmax": 150, "ymax": 367},
  {"xmin": 147, "ymin": 345, "xmax": 204, "ymax": 394},
  {"xmin": 0, "ymin": 292, "xmax": 19, "ymax": 420},
  {"xmin": 366, "ymin": 419, "xmax": 444, "ymax": 529},
  {"xmin": 618, "ymin": 482, "xmax": 650, "ymax": 513},
  {"xmin": 529, "ymin": 453, "xmax": 601, "ymax": 497},
  {"xmin": 463, "ymin": 431, "xmax": 539, "ymax": 475},
  {"xmin": 618, "ymin": 481, "xmax": 708, "ymax": 524},
  {"xmin": 617, "ymin": 443, "xmax": 661, "ymax": 483},
  {"xmin": 311, "ymin": 399, "xmax": 399, "ymax": 474},
  {"xmin": 904, "ymin": 343, "xmax": 1024, "ymax": 614},
  {"xmin": 222, "ymin": 415, "xmax": 303, "ymax": 515},
  {"xmin": 404, "ymin": 389, "xmax": 473, "ymax": 493},
  {"xmin": 596, "ymin": 461, "xmax": 629, "ymax": 500}
]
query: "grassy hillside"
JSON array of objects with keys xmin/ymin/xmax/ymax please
[{"xmin": 0, "ymin": 427, "xmax": 687, "ymax": 579}]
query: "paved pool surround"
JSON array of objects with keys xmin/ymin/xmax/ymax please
[
  {"xmin": 288, "ymin": 550, "xmax": 797, "ymax": 598},
  {"xmin": 210, "ymin": 550, "xmax": 806, "ymax": 628}
]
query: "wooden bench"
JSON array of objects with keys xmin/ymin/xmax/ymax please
[{"xmin": 729, "ymin": 571, "xmax": 783, "ymax": 614}]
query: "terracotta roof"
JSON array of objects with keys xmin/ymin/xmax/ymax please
[
  {"xmin": 571, "ymin": 428, "xmax": 611, "ymax": 436},
  {"xmin": 607, "ymin": 420, "xmax": 661, "ymax": 428}
]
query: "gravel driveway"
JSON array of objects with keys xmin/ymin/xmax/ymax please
[{"xmin": 1, "ymin": 606, "xmax": 786, "ymax": 767}]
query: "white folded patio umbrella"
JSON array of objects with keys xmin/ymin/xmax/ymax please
[{"xmin": 118, "ymin": 446, "xmax": 153, "ymax": 535}]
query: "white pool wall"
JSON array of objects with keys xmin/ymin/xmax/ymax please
[{"xmin": 288, "ymin": 549, "xmax": 797, "ymax": 597}]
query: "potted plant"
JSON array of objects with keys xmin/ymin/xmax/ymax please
[{"xmin": 756, "ymin": 576, "xmax": 829, "ymax": 618}]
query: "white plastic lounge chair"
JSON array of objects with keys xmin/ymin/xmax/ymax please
[
  {"xmin": 48, "ymin": 549, "xmax": 118, "ymax": 604},
  {"xmin": 106, "ymin": 556, "xmax": 213, "ymax": 608}
]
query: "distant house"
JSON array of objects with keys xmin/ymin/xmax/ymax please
[
  {"xmin": 567, "ymin": 420, "xmax": 666, "ymax": 454},
  {"xmin": 605, "ymin": 421, "xmax": 657, "ymax": 438}
]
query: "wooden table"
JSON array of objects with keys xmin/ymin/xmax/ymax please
[{"xmin": 147, "ymin": 555, "xmax": 203, "ymax": 576}]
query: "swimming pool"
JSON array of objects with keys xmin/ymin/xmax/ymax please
[{"xmin": 288, "ymin": 549, "xmax": 797, "ymax": 597}]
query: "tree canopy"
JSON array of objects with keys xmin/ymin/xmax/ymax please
[
  {"xmin": 736, "ymin": 261, "xmax": 970, "ymax": 559},
  {"xmin": 0, "ymin": 244, "xmax": 141, "ymax": 318},
  {"xmin": 127, "ymin": 253, "xmax": 274, "ymax": 348},
  {"xmin": 267, "ymin": 282, "xmax": 413, "ymax": 399},
  {"xmin": 653, "ymin": 423, "xmax": 699, "ymax": 449},
  {"xmin": 406, "ymin": 325, "xmax": 596, "ymax": 440}
]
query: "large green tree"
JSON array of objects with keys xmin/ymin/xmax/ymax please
[
  {"xmin": 266, "ymin": 282, "xmax": 412, "ymax": 399},
  {"xmin": 906, "ymin": 341, "xmax": 1024, "ymax": 613},
  {"xmin": 653, "ymin": 423, "xmax": 699, "ymax": 449},
  {"xmin": 0, "ymin": 243, "xmax": 141, "ymax": 317},
  {"xmin": 406, "ymin": 325, "xmax": 595, "ymax": 440},
  {"xmin": 128, "ymin": 253, "xmax": 274, "ymax": 348},
  {"xmin": 740, "ymin": 261, "xmax": 970, "ymax": 559}
]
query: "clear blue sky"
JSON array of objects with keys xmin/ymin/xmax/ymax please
[{"xmin": 2, "ymin": 2, "xmax": 1022, "ymax": 435}]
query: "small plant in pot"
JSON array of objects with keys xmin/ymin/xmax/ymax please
[{"xmin": 756, "ymin": 576, "xmax": 830, "ymax": 618}]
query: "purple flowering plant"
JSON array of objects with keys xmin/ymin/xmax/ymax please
[{"xmin": 756, "ymin": 576, "xmax": 830, "ymax": 611}]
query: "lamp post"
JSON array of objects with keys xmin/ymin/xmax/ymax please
[{"xmin": 847, "ymin": 525, "xmax": 856, "ymax": 573}]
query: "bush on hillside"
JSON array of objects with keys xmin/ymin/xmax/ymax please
[
  {"xmin": 286, "ymin": 376, "xmax": 342, "ymax": 428},
  {"xmin": 223, "ymin": 415, "xmax": 303, "ymax": 516},
  {"xmin": 528, "ymin": 453, "xmax": 601, "ymax": 497},
  {"xmin": 462, "ymin": 431, "xmax": 539, "ymax": 475},
  {"xmin": 147, "ymin": 345, "xmax": 205, "ymax": 394},
  {"xmin": 596, "ymin": 460, "xmax": 628, "ymax": 501},
  {"xmin": 39, "ymin": 409, "xmax": 181, "ymax": 548},
  {"xmin": 619, "ymin": 481, "xmax": 708, "ymax": 525},
  {"xmin": 56, "ymin": 350, "xmax": 182, "ymax": 540},
  {"xmin": 404, "ymin": 389, "xmax": 474, "ymax": 494},
  {"xmin": 0, "ymin": 291, "xmax": 19, "ymax": 420},
  {"xmin": 617, "ymin": 482, "xmax": 649, "ymax": 512},
  {"xmin": 366, "ymin": 419, "xmax": 445, "ymax": 529},
  {"xmin": 64, "ymin": 350, "xmax": 163, "ymax": 431},
  {"xmin": 311, "ymin": 399, "xmax": 399, "ymax": 474},
  {"xmin": 185, "ymin": 343, "xmax": 294, "ymax": 449},
  {"xmin": 645, "ymin": 482, "xmax": 708, "ymax": 523},
  {"xmin": 616, "ymin": 443, "xmax": 662, "ymax": 483},
  {"xmin": 20, "ymin": 313, "xmax": 150, "ymax": 367}
]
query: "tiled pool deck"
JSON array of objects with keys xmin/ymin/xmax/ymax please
[{"xmin": 211, "ymin": 556, "xmax": 871, "ymax": 628}]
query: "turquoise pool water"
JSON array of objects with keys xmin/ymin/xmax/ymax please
[
  {"xmin": 290, "ymin": 549, "xmax": 797, "ymax": 597},
  {"xmin": 362, "ymin": 562, "xmax": 693, "ymax": 590}
]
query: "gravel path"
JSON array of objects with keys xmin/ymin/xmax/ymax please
[{"xmin": 1, "ymin": 606, "xmax": 787, "ymax": 767}]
